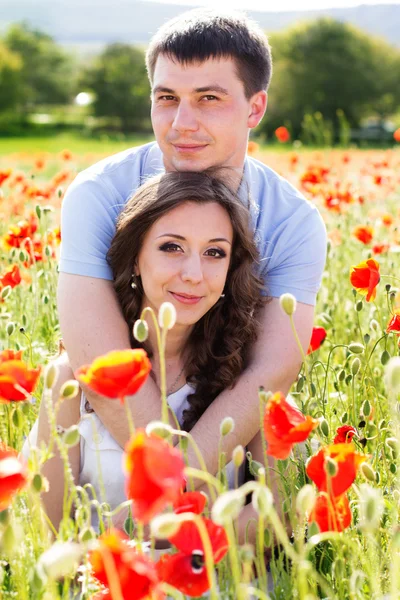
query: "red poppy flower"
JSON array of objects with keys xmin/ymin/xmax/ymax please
[
  {"xmin": 75, "ymin": 349, "xmax": 151, "ymax": 402},
  {"xmin": 275, "ymin": 126, "xmax": 290, "ymax": 143},
  {"xmin": 0, "ymin": 265, "xmax": 22, "ymax": 289},
  {"xmin": 306, "ymin": 443, "xmax": 366, "ymax": 498},
  {"xmin": 0, "ymin": 349, "xmax": 23, "ymax": 363},
  {"xmin": 350, "ymin": 258, "xmax": 380, "ymax": 302},
  {"xmin": 157, "ymin": 517, "xmax": 228, "ymax": 597},
  {"xmin": 334, "ymin": 425, "xmax": 357, "ymax": 444},
  {"xmin": 173, "ymin": 491, "xmax": 207, "ymax": 515},
  {"xmin": 124, "ymin": 430, "xmax": 186, "ymax": 523},
  {"xmin": 372, "ymin": 243, "xmax": 390, "ymax": 255},
  {"xmin": 0, "ymin": 444, "xmax": 29, "ymax": 511},
  {"xmin": 89, "ymin": 529, "xmax": 162, "ymax": 600},
  {"xmin": 263, "ymin": 392, "xmax": 319, "ymax": 460},
  {"xmin": 0, "ymin": 360, "xmax": 41, "ymax": 403},
  {"xmin": 394, "ymin": 128, "xmax": 400, "ymax": 143},
  {"xmin": 387, "ymin": 312, "xmax": 400, "ymax": 334},
  {"xmin": 352, "ymin": 225, "xmax": 374, "ymax": 245},
  {"xmin": 0, "ymin": 169, "xmax": 12, "ymax": 187},
  {"xmin": 307, "ymin": 326, "xmax": 327, "ymax": 354},
  {"xmin": 309, "ymin": 492, "xmax": 352, "ymax": 533}
]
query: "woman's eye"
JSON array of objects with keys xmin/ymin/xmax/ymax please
[
  {"xmin": 205, "ymin": 248, "xmax": 226, "ymax": 258},
  {"xmin": 159, "ymin": 242, "xmax": 181, "ymax": 252}
]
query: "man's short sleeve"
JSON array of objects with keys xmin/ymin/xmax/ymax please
[
  {"xmin": 59, "ymin": 174, "xmax": 122, "ymax": 280},
  {"xmin": 258, "ymin": 204, "xmax": 327, "ymax": 306}
]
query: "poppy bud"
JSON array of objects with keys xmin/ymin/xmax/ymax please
[
  {"xmin": 296, "ymin": 484, "xmax": 316, "ymax": 516},
  {"xmin": 211, "ymin": 490, "xmax": 245, "ymax": 524},
  {"xmin": 252, "ymin": 486, "xmax": 273, "ymax": 517},
  {"xmin": 44, "ymin": 363, "xmax": 58, "ymax": 390},
  {"xmin": 325, "ymin": 457, "xmax": 338, "ymax": 477},
  {"xmin": 79, "ymin": 527, "xmax": 96, "ymax": 542},
  {"xmin": 158, "ymin": 302, "xmax": 176, "ymax": 330},
  {"xmin": 60, "ymin": 380, "xmax": 79, "ymax": 399},
  {"xmin": 133, "ymin": 319, "xmax": 148, "ymax": 343},
  {"xmin": 358, "ymin": 484, "xmax": 383, "ymax": 531},
  {"xmin": 37, "ymin": 542, "xmax": 83, "ymax": 580},
  {"xmin": 279, "ymin": 293, "xmax": 297, "ymax": 316},
  {"xmin": 370, "ymin": 319, "xmax": 379, "ymax": 332},
  {"xmin": 232, "ymin": 445, "xmax": 245, "ymax": 468},
  {"xmin": 6, "ymin": 322, "xmax": 14, "ymax": 336},
  {"xmin": 145, "ymin": 421, "xmax": 173, "ymax": 439},
  {"xmin": 319, "ymin": 418, "xmax": 329, "ymax": 437},
  {"xmin": 150, "ymin": 513, "xmax": 183, "ymax": 539},
  {"xmin": 348, "ymin": 343, "xmax": 364, "ymax": 354},
  {"xmin": 360, "ymin": 462, "xmax": 376, "ymax": 482},
  {"xmin": 220, "ymin": 416, "xmax": 235, "ymax": 437},
  {"xmin": 385, "ymin": 357, "xmax": 400, "ymax": 394},
  {"xmin": 361, "ymin": 400, "xmax": 371, "ymax": 417},
  {"xmin": 381, "ymin": 350, "xmax": 391, "ymax": 366},
  {"xmin": 1, "ymin": 286, "xmax": 11, "ymax": 300},
  {"xmin": 35, "ymin": 205, "xmax": 42, "ymax": 219},
  {"xmin": 63, "ymin": 425, "xmax": 80, "ymax": 447},
  {"xmin": 351, "ymin": 358, "xmax": 361, "ymax": 376},
  {"xmin": 385, "ymin": 437, "xmax": 398, "ymax": 451},
  {"xmin": 258, "ymin": 388, "xmax": 273, "ymax": 404}
]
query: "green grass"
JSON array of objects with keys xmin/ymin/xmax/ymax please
[{"xmin": 0, "ymin": 132, "xmax": 155, "ymax": 156}]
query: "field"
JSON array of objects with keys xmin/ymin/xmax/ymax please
[{"xmin": 0, "ymin": 143, "xmax": 400, "ymax": 599}]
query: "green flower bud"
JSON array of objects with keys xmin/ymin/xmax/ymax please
[
  {"xmin": 1, "ymin": 286, "xmax": 11, "ymax": 300},
  {"xmin": 35, "ymin": 205, "xmax": 42, "ymax": 219},
  {"xmin": 385, "ymin": 357, "xmax": 400, "ymax": 394},
  {"xmin": 252, "ymin": 486, "xmax": 273, "ymax": 517},
  {"xmin": 37, "ymin": 542, "xmax": 83, "ymax": 580},
  {"xmin": 355, "ymin": 300, "xmax": 363, "ymax": 312},
  {"xmin": 145, "ymin": 421, "xmax": 173, "ymax": 439},
  {"xmin": 6, "ymin": 322, "xmax": 14, "ymax": 336},
  {"xmin": 44, "ymin": 363, "xmax": 59, "ymax": 390},
  {"xmin": 325, "ymin": 457, "xmax": 338, "ymax": 477},
  {"xmin": 370, "ymin": 319, "xmax": 379, "ymax": 332},
  {"xmin": 232, "ymin": 445, "xmax": 245, "ymax": 468},
  {"xmin": 258, "ymin": 388, "xmax": 273, "ymax": 404},
  {"xmin": 32, "ymin": 473, "xmax": 45, "ymax": 493},
  {"xmin": 359, "ymin": 484, "xmax": 383, "ymax": 531},
  {"xmin": 279, "ymin": 293, "xmax": 297, "ymax": 316},
  {"xmin": 360, "ymin": 462, "xmax": 376, "ymax": 482},
  {"xmin": 239, "ymin": 544, "xmax": 255, "ymax": 562},
  {"xmin": 220, "ymin": 416, "xmax": 235, "ymax": 437},
  {"xmin": 348, "ymin": 343, "xmax": 364, "ymax": 354},
  {"xmin": 79, "ymin": 528, "xmax": 96, "ymax": 543},
  {"xmin": 296, "ymin": 484, "xmax": 316, "ymax": 516},
  {"xmin": 319, "ymin": 418, "xmax": 329, "ymax": 437},
  {"xmin": 133, "ymin": 319, "xmax": 149, "ymax": 343},
  {"xmin": 63, "ymin": 425, "xmax": 80, "ymax": 447},
  {"xmin": 351, "ymin": 357, "xmax": 361, "ymax": 376},
  {"xmin": 361, "ymin": 399, "xmax": 371, "ymax": 417},
  {"xmin": 12, "ymin": 409, "xmax": 22, "ymax": 428},
  {"xmin": 158, "ymin": 302, "xmax": 176, "ymax": 330},
  {"xmin": 338, "ymin": 369, "xmax": 346, "ymax": 382},
  {"xmin": 381, "ymin": 350, "xmax": 391, "ymax": 366},
  {"xmin": 211, "ymin": 490, "xmax": 245, "ymax": 524},
  {"xmin": 60, "ymin": 380, "xmax": 79, "ymax": 399},
  {"xmin": 385, "ymin": 437, "xmax": 398, "ymax": 451},
  {"xmin": 150, "ymin": 513, "xmax": 183, "ymax": 539}
]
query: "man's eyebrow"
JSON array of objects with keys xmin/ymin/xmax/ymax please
[
  {"xmin": 156, "ymin": 233, "xmax": 231, "ymax": 245},
  {"xmin": 152, "ymin": 85, "xmax": 229, "ymax": 96}
]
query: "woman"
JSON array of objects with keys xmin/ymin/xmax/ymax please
[{"xmin": 25, "ymin": 170, "xmax": 270, "ymax": 532}]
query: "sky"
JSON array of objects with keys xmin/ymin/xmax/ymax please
[{"xmin": 142, "ymin": 0, "xmax": 400, "ymax": 11}]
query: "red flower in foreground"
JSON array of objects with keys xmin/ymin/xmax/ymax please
[
  {"xmin": 352, "ymin": 225, "xmax": 374, "ymax": 245},
  {"xmin": 124, "ymin": 430, "xmax": 185, "ymax": 523},
  {"xmin": 0, "ymin": 360, "xmax": 41, "ymax": 403},
  {"xmin": 173, "ymin": 491, "xmax": 207, "ymax": 515},
  {"xmin": 263, "ymin": 392, "xmax": 319, "ymax": 459},
  {"xmin": 350, "ymin": 258, "xmax": 380, "ymax": 302},
  {"xmin": 275, "ymin": 126, "xmax": 290, "ymax": 143},
  {"xmin": 306, "ymin": 443, "xmax": 366, "ymax": 498},
  {"xmin": 157, "ymin": 517, "xmax": 228, "ymax": 597},
  {"xmin": 0, "ymin": 349, "xmax": 23, "ymax": 363},
  {"xmin": 89, "ymin": 529, "xmax": 162, "ymax": 600},
  {"xmin": 307, "ymin": 326, "xmax": 327, "ymax": 354},
  {"xmin": 75, "ymin": 349, "xmax": 151, "ymax": 402},
  {"xmin": 334, "ymin": 425, "xmax": 357, "ymax": 444},
  {"xmin": 386, "ymin": 312, "xmax": 400, "ymax": 334},
  {"xmin": 309, "ymin": 492, "xmax": 352, "ymax": 533},
  {"xmin": 0, "ymin": 444, "xmax": 29, "ymax": 511},
  {"xmin": 394, "ymin": 128, "xmax": 400, "ymax": 143},
  {"xmin": 0, "ymin": 265, "xmax": 21, "ymax": 289}
]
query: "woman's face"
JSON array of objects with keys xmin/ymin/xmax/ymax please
[{"xmin": 136, "ymin": 201, "xmax": 233, "ymax": 327}]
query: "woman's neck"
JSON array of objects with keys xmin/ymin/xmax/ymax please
[{"xmin": 144, "ymin": 319, "xmax": 191, "ymax": 363}]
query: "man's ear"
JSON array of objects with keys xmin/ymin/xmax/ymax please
[{"xmin": 247, "ymin": 91, "xmax": 268, "ymax": 129}]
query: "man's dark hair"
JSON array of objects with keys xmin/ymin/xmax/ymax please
[{"xmin": 146, "ymin": 8, "xmax": 272, "ymax": 98}]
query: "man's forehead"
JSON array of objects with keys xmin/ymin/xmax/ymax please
[{"xmin": 152, "ymin": 54, "xmax": 241, "ymax": 91}]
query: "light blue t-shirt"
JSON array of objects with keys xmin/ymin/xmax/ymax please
[{"xmin": 59, "ymin": 142, "xmax": 327, "ymax": 305}]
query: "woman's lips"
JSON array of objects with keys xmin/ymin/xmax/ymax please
[{"xmin": 169, "ymin": 292, "xmax": 203, "ymax": 305}]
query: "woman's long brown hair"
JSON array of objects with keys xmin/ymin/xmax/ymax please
[{"xmin": 107, "ymin": 171, "xmax": 268, "ymax": 431}]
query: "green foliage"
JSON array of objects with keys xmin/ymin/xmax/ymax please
[
  {"xmin": 82, "ymin": 43, "xmax": 151, "ymax": 132},
  {"xmin": 4, "ymin": 23, "xmax": 75, "ymax": 110},
  {"xmin": 0, "ymin": 42, "xmax": 23, "ymax": 114},
  {"xmin": 262, "ymin": 18, "xmax": 400, "ymax": 139}
]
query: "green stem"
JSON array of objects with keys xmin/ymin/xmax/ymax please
[{"xmin": 174, "ymin": 430, "xmax": 219, "ymax": 501}]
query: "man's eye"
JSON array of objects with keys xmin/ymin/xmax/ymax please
[
  {"xmin": 158, "ymin": 95, "xmax": 176, "ymax": 101},
  {"xmin": 159, "ymin": 242, "xmax": 181, "ymax": 252},
  {"xmin": 202, "ymin": 95, "xmax": 218, "ymax": 101}
]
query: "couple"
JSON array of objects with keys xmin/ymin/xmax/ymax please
[{"xmin": 30, "ymin": 8, "xmax": 327, "ymax": 532}]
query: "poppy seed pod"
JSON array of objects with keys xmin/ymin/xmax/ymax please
[
  {"xmin": 158, "ymin": 302, "xmax": 177, "ymax": 330},
  {"xmin": 279, "ymin": 293, "xmax": 297, "ymax": 316},
  {"xmin": 220, "ymin": 416, "xmax": 235, "ymax": 437},
  {"xmin": 44, "ymin": 363, "xmax": 58, "ymax": 390},
  {"xmin": 60, "ymin": 380, "xmax": 80, "ymax": 399},
  {"xmin": 252, "ymin": 486, "xmax": 273, "ymax": 517},
  {"xmin": 133, "ymin": 319, "xmax": 148, "ymax": 343},
  {"xmin": 211, "ymin": 490, "xmax": 245, "ymax": 524},
  {"xmin": 150, "ymin": 513, "xmax": 183, "ymax": 539}
]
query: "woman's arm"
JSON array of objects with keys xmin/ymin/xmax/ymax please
[{"xmin": 37, "ymin": 355, "xmax": 81, "ymax": 531}]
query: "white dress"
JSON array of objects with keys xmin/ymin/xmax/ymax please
[{"xmin": 22, "ymin": 384, "xmax": 245, "ymax": 529}]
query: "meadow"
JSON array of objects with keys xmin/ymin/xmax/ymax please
[{"xmin": 0, "ymin": 142, "xmax": 400, "ymax": 599}]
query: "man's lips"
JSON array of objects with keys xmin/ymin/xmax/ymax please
[{"xmin": 172, "ymin": 143, "xmax": 208, "ymax": 152}]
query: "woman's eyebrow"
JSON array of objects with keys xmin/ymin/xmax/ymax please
[{"xmin": 156, "ymin": 233, "xmax": 231, "ymax": 245}]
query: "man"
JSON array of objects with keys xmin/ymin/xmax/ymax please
[{"xmin": 57, "ymin": 9, "xmax": 327, "ymax": 477}]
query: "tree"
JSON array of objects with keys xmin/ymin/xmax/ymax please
[
  {"xmin": 82, "ymin": 43, "xmax": 151, "ymax": 132},
  {"xmin": 4, "ymin": 22, "xmax": 75, "ymax": 109},
  {"xmin": 0, "ymin": 42, "xmax": 23, "ymax": 114},
  {"xmin": 260, "ymin": 19, "xmax": 400, "ymax": 138}
]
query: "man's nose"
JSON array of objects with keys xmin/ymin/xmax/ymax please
[
  {"xmin": 181, "ymin": 254, "xmax": 203, "ymax": 283},
  {"xmin": 172, "ymin": 101, "xmax": 199, "ymax": 133}
]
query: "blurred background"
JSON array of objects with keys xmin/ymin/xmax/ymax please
[{"xmin": 0, "ymin": 0, "xmax": 399, "ymax": 152}]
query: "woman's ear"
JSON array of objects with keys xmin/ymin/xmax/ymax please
[{"xmin": 134, "ymin": 262, "xmax": 140, "ymax": 277}]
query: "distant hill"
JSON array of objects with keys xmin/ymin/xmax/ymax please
[{"xmin": 1, "ymin": 1, "xmax": 399, "ymax": 54}]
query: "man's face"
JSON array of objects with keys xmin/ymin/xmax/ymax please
[{"xmin": 151, "ymin": 55, "xmax": 266, "ymax": 172}]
